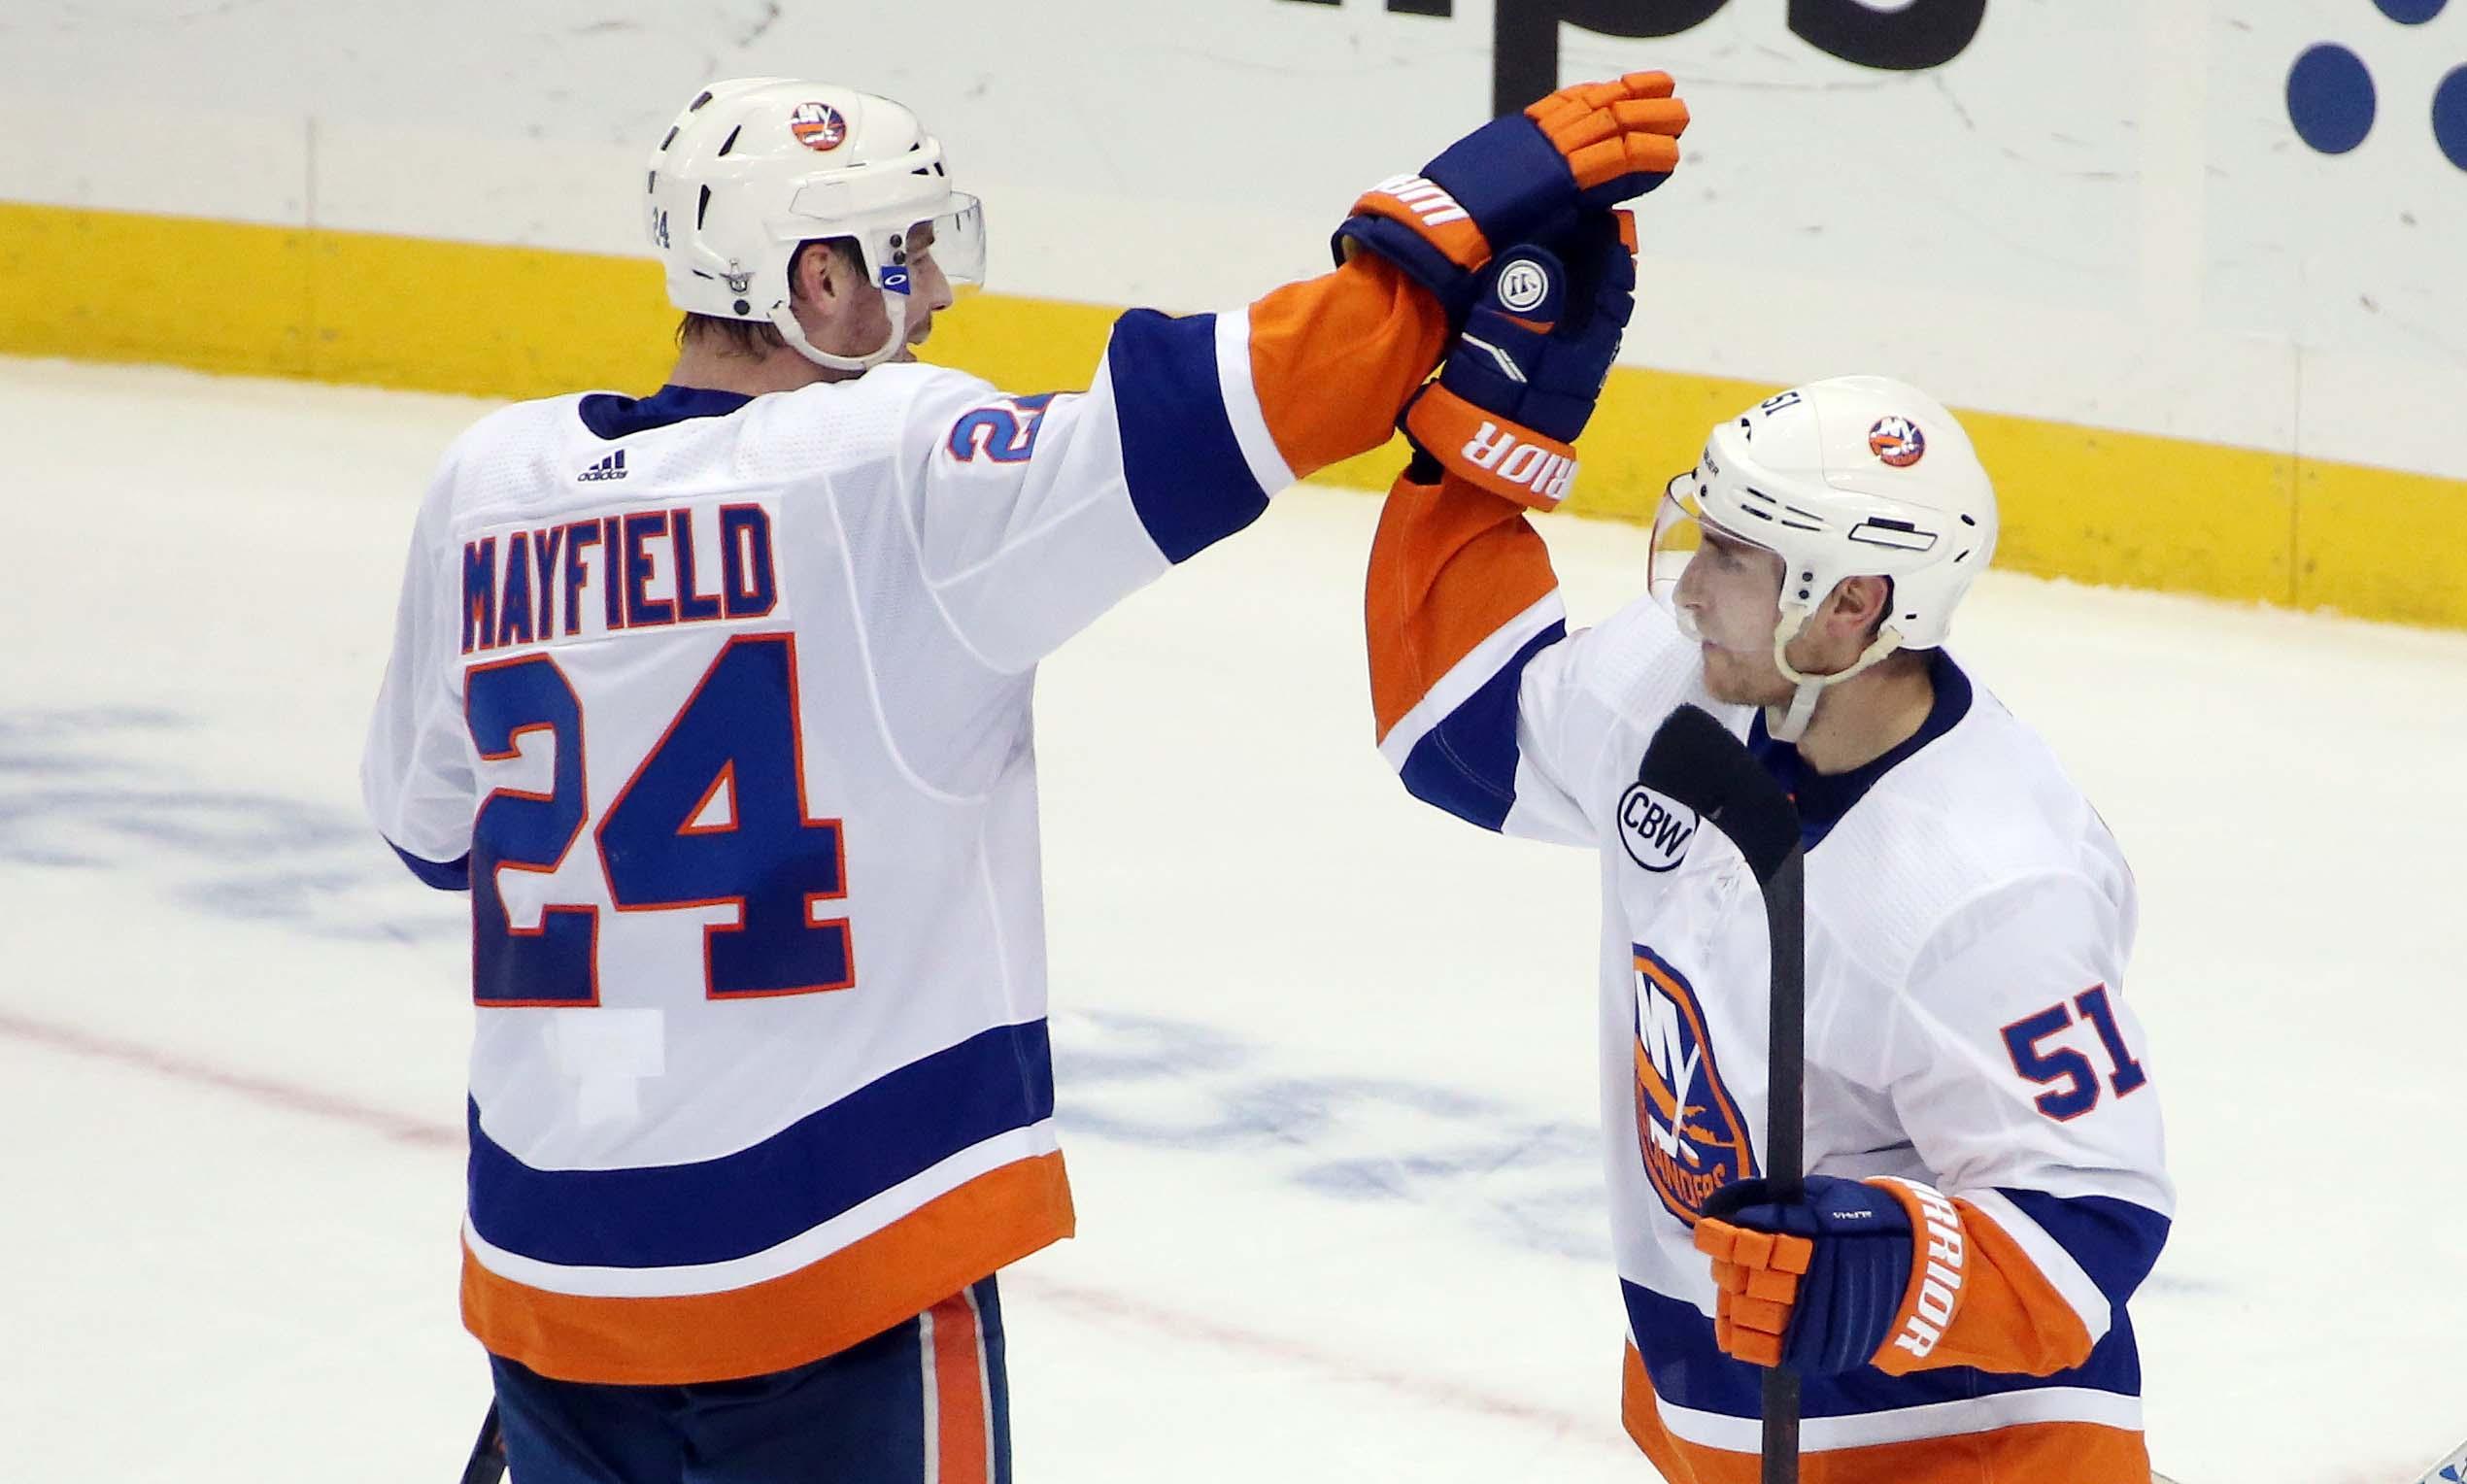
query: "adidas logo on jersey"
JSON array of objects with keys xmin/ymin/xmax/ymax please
[
  {"xmin": 1888, "ymin": 1182, "xmax": 1968, "ymax": 1361},
  {"xmin": 578, "ymin": 450, "xmax": 629, "ymax": 482},
  {"xmin": 1460, "ymin": 422, "xmax": 1576, "ymax": 504},
  {"xmin": 1369, "ymin": 173, "xmax": 1471, "ymax": 228}
]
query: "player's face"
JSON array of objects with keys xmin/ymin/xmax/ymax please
[
  {"xmin": 884, "ymin": 220, "xmax": 956, "ymax": 363},
  {"xmin": 803, "ymin": 223, "xmax": 958, "ymax": 365},
  {"xmin": 1673, "ymin": 526, "xmax": 1794, "ymax": 707}
]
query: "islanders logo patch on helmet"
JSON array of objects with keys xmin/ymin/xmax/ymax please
[
  {"xmin": 789, "ymin": 102, "xmax": 848, "ymax": 151},
  {"xmin": 1631, "ymin": 947, "xmax": 1757, "ymax": 1225},
  {"xmin": 1868, "ymin": 415, "xmax": 1927, "ymax": 468}
]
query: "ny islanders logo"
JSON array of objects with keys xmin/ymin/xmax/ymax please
[
  {"xmin": 1868, "ymin": 415, "xmax": 1927, "ymax": 468},
  {"xmin": 1632, "ymin": 947, "xmax": 1756, "ymax": 1225},
  {"xmin": 789, "ymin": 102, "xmax": 849, "ymax": 151}
]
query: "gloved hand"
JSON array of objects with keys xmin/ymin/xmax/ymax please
[
  {"xmin": 1398, "ymin": 210, "xmax": 1636, "ymax": 511},
  {"xmin": 1334, "ymin": 72, "xmax": 1687, "ymax": 319},
  {"xmin": 1694, "ymin": 1175, "xmax": 1966, "ymax": 1375}
]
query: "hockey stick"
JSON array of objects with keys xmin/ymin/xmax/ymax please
[
  {"xmin": 1636, "ymin": 705, "xmax": 1807, "ymax": 1484},
  {"xmin": 457, "ymin": 1400, "xmax": 506, "ymax": 1484}
]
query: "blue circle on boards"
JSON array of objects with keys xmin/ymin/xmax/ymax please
[
  {"xmin": 2287, "ymin": 45, "xmax": 2378, "ymax": 154},
  {"xmin": 2373, "ymin": 0, "xmax": 2448, "ymax": 24},
  {"xmin": 2434, "ymin": 66, "xmax": 2467, "ymax": 170}
]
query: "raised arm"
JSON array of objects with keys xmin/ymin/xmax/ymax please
[
  {"xmin": 896, "ymin": 76, "xmax": 1689, "ymax": 674},
  {"xmin": 893, "ymin": 255, "xmax": 1447, "ymax": 672},
  {"xmin": 1369, "ymin": 467, "xmax": 1577, "ymax": 837},
  {"xmin": 1367, "ymin": 214, "xmax": 1645, "ymax": 842}
]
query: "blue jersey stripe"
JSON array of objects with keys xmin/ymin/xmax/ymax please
[
  {"xmin": 1397, "ymin": 622, "xmax": 1567, "ymax": 831},
  {"xmin": 1620, "ymin": 1277, "xmax": 2143, "ymax": 1421},
  {"xmin": 388, "ymin": 838, "xmax": 471, "ymax": 892},
  {"xmin": 1996, "ymin": 1189, "xmax": 2171, "ymax": 1306},
  {"xmin": 1104, "ymin": 310, "xmax": 1270, "ymax": 563},
  {"xmin": 469, "ymin": 1019, "xmax": 1057, "ymax": 1268}
]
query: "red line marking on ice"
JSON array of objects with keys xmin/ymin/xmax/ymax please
[
  {"xmin": 0, "ymin": 1008, "xmax": 457, "ymax": 1150},
  {"xmin": 0, "ymin": 1007, "xmax": 1627, "ymax": 1453}
]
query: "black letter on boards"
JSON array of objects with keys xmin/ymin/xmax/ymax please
[
  {"xmin": 1787, "ymin": 0, "xmax": 1985, "ymax": 72},
  {"xmin": 1493, "ymin": 1, "xmax": 1729, "ymax": 118}
]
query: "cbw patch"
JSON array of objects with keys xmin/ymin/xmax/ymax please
[
  {"xmin": 1632, "ymin": 946, "xmax": 1757, "ymax": 1225},
  {"xmin": 1616, "ymin": 782, "xmax": 1696, "ymax": 872}
]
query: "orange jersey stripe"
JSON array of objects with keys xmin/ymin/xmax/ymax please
[
  {"xmin": 1247, "ymin": 257, "xmax": 1446, "ymax": 481},
  {"xmin": 1870, "ymin": 1187, "xmax": 2098, "ymax": 1379},
  {"xmin": 1620, "ymin": 1346, "xmax": 2149, "ymax": 1483},
  {"xmin": 462, "ymin": 1151, "xmax": 1072, "ymax": 1385},
  {"xmin": 929, "ymin": 1289, "xmax": 992, "ymax": 1484},
  {"xmin": 1367, "ymin": 470, "xmax": 1561, "ymax": 740}
]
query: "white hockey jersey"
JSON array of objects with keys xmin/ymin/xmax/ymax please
[
  {"xmin": 363, "ymin": 260, "xmax": 1445, "ymax": 1384},
  {"xmin": 1367, "ymin": 474, "xmax": 2173, "ymax": 1482}
]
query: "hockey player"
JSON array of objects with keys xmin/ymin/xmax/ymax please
[
  {"xmin": 1364, "ymin": 217, "xmax": 2173, "ymax": 1479},
  {"xmin": 361, "ymin": 74, "xmax": 1690, "ymax": 1484}
]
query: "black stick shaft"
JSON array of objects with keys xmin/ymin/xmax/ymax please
[
  {"xmin": 1764, "ymin": 847, "xmax": 1807, "ymax": 1198},
  {"xmin": 458, "ymin": 1401, "xmax": 506, "ymax": 1484},
  {"xmin": 1629, "ymin": 707, "xmax": 1807, "ymax": 1484},
  {"xmin": 1761, "ymin": 847, "xmax": 1807, "ymax": 1484}
]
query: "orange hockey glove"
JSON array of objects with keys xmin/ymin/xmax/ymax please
[
  {"xmin": 1398, "ymin": 212, "xmax": 1635, "ymax": 512},
  {"xmin": 1333, "ymin": 72, "xmax": 1686, "ymax": 317},
  {"xmin": 1694, "ymin": 1175, "xmax": 1950, "ymax": 1375}
]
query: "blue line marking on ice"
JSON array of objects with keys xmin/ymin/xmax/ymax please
[
  {"xmin": 0, "ymin": 707, "xmax": 2225, "ymax": 1287},
  {"xmin": 0, "ymin": 708, "xmax": 465, "ymax": 946},
  {"xmin": 1054, "ymin": 1008, "xmax": 1614, "ymax": 1261}
]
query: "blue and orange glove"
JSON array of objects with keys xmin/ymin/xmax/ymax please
[
  {"xmin": 1399, "ymin": 211, "xmax": 1636, "ymax": 512},
  {"xmin": 1335, "ymin": 72, "xmax": 1687, "ymax": 319},
  {"xmin": 1694, "ymin": 1175, "xmax": 1968, "ymax": 1376}
]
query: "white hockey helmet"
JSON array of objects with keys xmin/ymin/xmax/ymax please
[
  {"xmin": 645, "ymin": 78, "xmax": 986, "ymax": 372},
  {"xmin": 1650, "ymin": 375, "xmax": 1998, "ymax": 741}
]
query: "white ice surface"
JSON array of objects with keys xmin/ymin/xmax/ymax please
[{"xmin": 2, "ymin": 358, "xmax": 2463, "ymax": 1484}]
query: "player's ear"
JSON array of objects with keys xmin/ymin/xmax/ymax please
[
  {"xmin": 1828, "ymin": 575, "xmax": 1892, "ymax": 636},
  {"xmin": 792, "ymin": 241, "xmax": 849, "ymax": 311}
]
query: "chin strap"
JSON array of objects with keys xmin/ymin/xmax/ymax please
[
  {"xmin": 770, "ymin": 286, "xmax": 911, "ymax": 373},
  {"xmin": 1763, "ymin": 604, "xmax": 1906, "ymax": 744}
]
